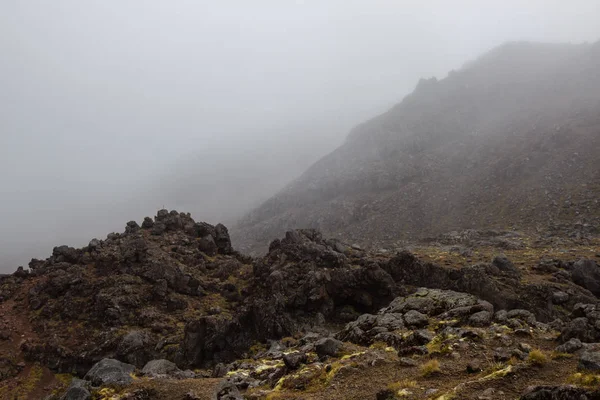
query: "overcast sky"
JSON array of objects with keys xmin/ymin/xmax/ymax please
[{"xmin": 1, "ymin": 0, "xmax": 600, "ymax": 272}]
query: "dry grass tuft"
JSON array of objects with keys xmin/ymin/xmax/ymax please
[
  {"xmin": 527, "ymin": 349, "xmax": 548, "ymax": 366},
  {"xmin": 420, "ymin": 359, "xmax": 442, "ymax": 377},
  {"xmin": 551, "ymin": 351, "xmax": 573, "ymax": 360},
  {"xmin": 387, "ymin": 379, "xmax": 418, "ymax": 392},
  {"xmin": 566, "ymin": 372, "xmax": 600, "ymax": 386}
]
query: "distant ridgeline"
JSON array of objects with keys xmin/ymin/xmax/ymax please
[{"xmin": 234, "ymin": 41, "xmax": 600, "ymax": 254}]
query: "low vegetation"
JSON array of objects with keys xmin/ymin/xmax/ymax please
[
  {"xmin": 527, "ymin": 349, "xmax": 548, "ymax": 366},
  {"xmin": 420, "ymin": 359, "xmax": 441, "ymax": 377}
]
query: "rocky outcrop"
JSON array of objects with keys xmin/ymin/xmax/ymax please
[
  {"xmin": 2, "ymin": 215, "xmax": 600, "ymax": 399},
  {"xmin": 8, "ymin": 210, "xmax": 251, "ymax": 373},
  {"xmin": 560, "ymin": 303, "xmax": 600, "ymax": 343},
  {"xmin": 521, "ymin": 386, "xmax": 600, "ymax": 399},
  {"xmin": 248, "ymin": 229, "xmax": 399, "ymax": 339},
  {"xmin": 180, "ymin": 229, "xmax": 401, "ymax": 367},
  {"xmin": 337, "ymin": 288, "xmax": 494, "ymax": 348},
  {"xmin": 383, "ymin": 251, "xmax": 597, "ymax": 322}
]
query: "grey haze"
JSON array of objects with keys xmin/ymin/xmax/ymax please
[{"xmin": 1, "ymin": 0, "xmax": 600, "ymax": 271}]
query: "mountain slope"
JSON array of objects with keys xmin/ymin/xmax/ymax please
[{"xmin": 234, "ymin": 41, "xmax": 600, "ymax": 253}]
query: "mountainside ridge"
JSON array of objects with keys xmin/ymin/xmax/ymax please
[{"xmin": 234, "ymin": 41, "xmax": 600, "ymax": 254}]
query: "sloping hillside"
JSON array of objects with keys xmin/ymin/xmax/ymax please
[{"xmin": 234, "ymin": 41, "xmax": 600, "ymax": 253}]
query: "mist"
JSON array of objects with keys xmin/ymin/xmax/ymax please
[{"xmin": 2, "ymin": 0, "xmax": 600, "ymax": 272}]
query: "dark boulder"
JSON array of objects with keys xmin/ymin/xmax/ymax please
[
  {"xmin": 52, "ymin": 246, "xmax": 81, "ymax": 264},
  {"xmin": 181, "ymin": 316, "xmax": 252, "ymax": 368},
  {"xmin": 198, "ymin": 235, "xmax": 218, "ymax": 256},
  {"xmin": 13, "ymin": 266, "xmax": 29, "ymax": 278},
  {"xmin": 125, "ymin": 220, "xmax": 140, "ymax": 234},
  {"xmin": 571, "ymin": 259, "xmax": 600, "ymax": 296},
  {"xmin": 560, "ymin": 304, "xmax": 600, "ymax": 343},
  {"xmin": 59, "ymin": 379, "xmax": 90, "ymax": 400},
  {"xmin": 117, "ymin": 330, "xmax": 155, "ymax": 367},
  {"xmin": 214, "ymin": 224, "xmax": 233, "ymax": 255},
  {"xmin": 283, "ymin": 352, "xmax": 307, "ymax": 370},
  {"xmin": 403, "ymin": 310, "xmax": 428, "ymax": 328},
  {"xmin": 468, "ymin": 310, "xmax": 492, "ymax": 327},
  {"xmin": 507, "ymin": 309, "xmax": 536, "ymax": 325},
  {"xmin": 315, "ymin": 338, "xmax": 343, "ymax": 358},
  {"xmin": 579, "ymin": 351, "xmax": 600, "ymax": 371},
  {"xmin": 141, "ymin": 217, "xmax": 154, "ymax": 229},
  {"xmin": 213, "ymin": 379, "xmax": 243, "ymax": 400},
  {"xmin": 141, "ymin": 359, "xmax": 180, "ymax": 377},
  {"xmin": 555, "ymin": 338, "xmax": 583, "ymax": 354},
  {"xmin": 492, "ymin": 254, "xmax": 521, "ymax": 278},
  {"xmin": 83, "ymin": 358, "xmax": 135, "ymax": 386}
]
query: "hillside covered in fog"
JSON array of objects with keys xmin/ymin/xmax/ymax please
[{"xmin": 235, "ymin": 41, "xmax": 600, "ymax": 253}]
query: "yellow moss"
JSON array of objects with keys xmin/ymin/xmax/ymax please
[
  {"xmin": 255, "ymin": 361, "xmax": 285, "ymax": 374},
  {"xmin": 527, "ymin": 349, "xmax": 548, "ymax": 366},
  {"xmin": 96, "ymin": 387, "xmax": 119, "ymax": 400},
  {"xmin": 200, "ymin": 252, "xmax": 217, "ymax": 262},
  {"xmin": 15, "ymin": 363, "xmax": 44, "ymax": 400},
  {"xmin": 265, "ymin": 391, "xmax": 285, "ymax": 400},
  {"xmin": 426, "ymin": 334, "xmax": 454, "ymax": 355},
  {"xmin": 566, "ymin": 372, "xmax": 600, "ymax": 386},
  {"xmin": 248, "ymin": 342, "xmax": 267, "ymax": 356},
  {"xmin": 51, "ymin": 373, "xmax": 74, "ymax": 396},
  {"xmin": 481, "ymin": 365, "xmax": 513, "ymax": 380},
  {"xmin": 55, "ymin": 373, "xmax": 73, "ymax": 386},
  {"xmin": 226, "ymin": 369, "xmax": 249, "ymax": 377},
  {"xmin": 551, "ymin": 351, "xmax": 573, "ymax": 360},
  {"xmin": 435, "ymin": 394, "xmax": 456, "ymax": 400},
  {"xmin": 279, "ymin": 363, "xmax": 326, "ymax": 390},
  {"xmin": 434, "ymin": 319, "xmax": 459, "ymax": 329},
  {"xmin": 281, "ymin": 336, "xmax": 298, "ymax": 347},
  {"xmin": 340, "ymin": 351, "xmax": 365, "ymax": 360},
  {"xmin": 396, "ymin": 388, "xmax": 414, "ymax": 397},
  {"xmin": 388, "ymin": 379, "xmax": 418, "ymax": 393},
  {"xmin": 420, "ymin": 359, "xmax": 441, "ymax": 377},
  {"xmin": 487, "ymin": 361, "xmax": 507, "ymax": 372},
  {"xmin": 370, "ymin": 341, "xmax": 390, "ymax": 350},
  {"xmin": 272, "ymin": 376, "xmax": 286, "ymax": 392}
]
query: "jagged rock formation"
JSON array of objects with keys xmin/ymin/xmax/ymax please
[
  {"xmin": 4, "ymin": 210, "xmax": 252, "ymax": 377},
  {"xmin": 0, "ymin": 210, "xmax": 600, "ymax": 399},
  {"xmin": 235, "ymin": 41, "xmax": 600, "ymax": 254},
  {"xmin": 1, "ymin": 211, "xmax": 600, "ymax": 398}
]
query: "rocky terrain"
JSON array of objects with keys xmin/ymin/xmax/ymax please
[
  {"xmin": 1, "ymin": 210, "xmax": 600, "ymax": 399},
  {"xmin": 234, "ymin": 41, "xmax": 600, "ymax": 255}
]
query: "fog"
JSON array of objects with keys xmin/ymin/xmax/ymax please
[{"xmin": 1, "ymin": 0, "xmax": 600, "ymax": 272}]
